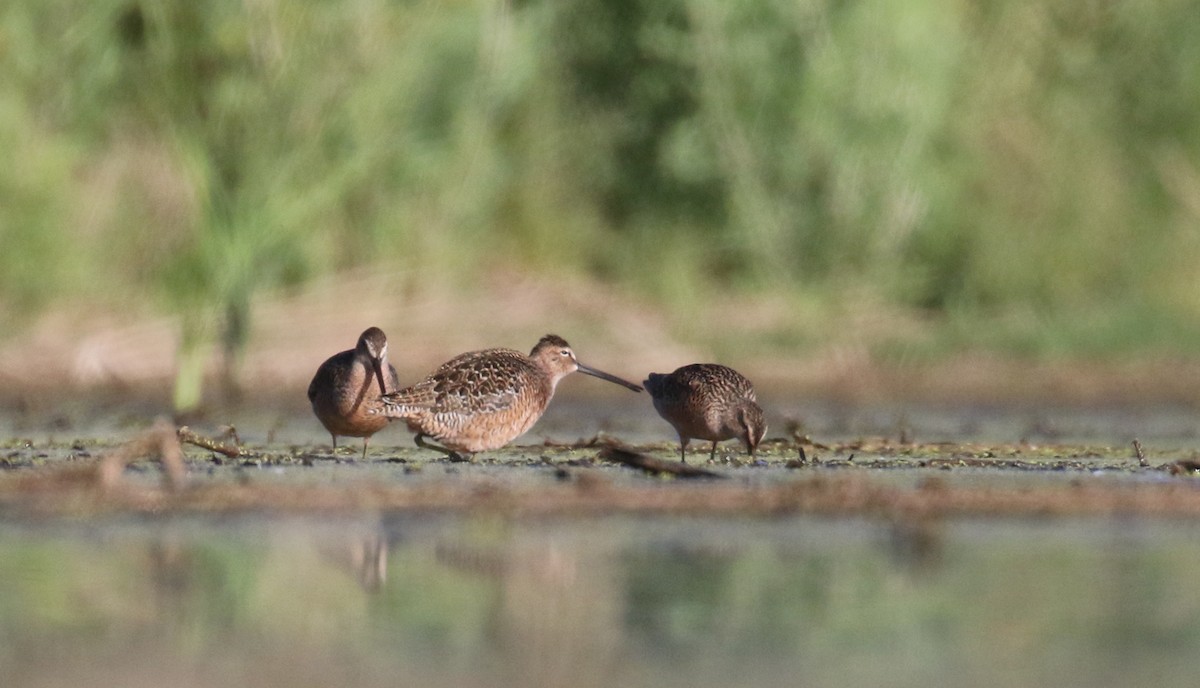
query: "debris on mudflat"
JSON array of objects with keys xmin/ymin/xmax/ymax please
[
  {"xmin": 178, "ymin": 426, "xmax": 248, "ymax": 459},
  {"xmin": 783, "ymin": 446, "xmax": 810, "ymax": 469},
  {"xmin": 541, "ymin": 435, "xmax": 604, "ymax": 449},
  {"xmin": 597, "ymin": 442, "xmax": 725, "ymax": 479},
  {"xmin": 4, "ymin": 418, "xmax": 185, "ymax": 496},
  {"xmin": 1133, "ymin": 439, "xmax": 1148, "ymax": 467},
  {"xmin": 1169, "ymin": 458, "xmax": 1200, "ymax": 475}
]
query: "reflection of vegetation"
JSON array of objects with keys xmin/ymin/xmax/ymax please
[
  {"xmin": 624, "ymin": 547, "xmax": 736, "ymax": 657},
  {"xmin": 617, "ymin": 523, "xmax": 1200, "ymax": 686},
  {"xmin": 370, "ymin": 546, "xmax": 498, "ymax": 665},
  {"xmin": 3, "ymin": 1, "xmax": 1200, "ymax": 404},
  {"xmin": 4, "ymin": 520, "xmax": 1200, "ymax": 686}
]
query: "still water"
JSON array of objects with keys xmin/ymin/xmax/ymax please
[{"xmin": 2, "ymin": 512, "xmax": 1199, "ymax": 688}]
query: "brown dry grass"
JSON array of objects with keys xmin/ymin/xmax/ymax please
[{"xmin": 4, "ymin": 268, "xmax": 1200, "ymax": 409}]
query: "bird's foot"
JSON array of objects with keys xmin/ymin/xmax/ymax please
[{"xmin": 416, "ymin": 434, "xmax": 471, "ymax": 463}]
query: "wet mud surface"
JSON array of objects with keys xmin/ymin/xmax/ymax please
[
  {"xmin": 2, "ymin": 399, "xmax": 1200, "ymax": 520},
  {"xmin": 6, "ymin": 399, "xmax": 1200, "ymax": 688}
]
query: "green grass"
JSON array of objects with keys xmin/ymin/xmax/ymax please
[{"xmin": 3, "ymin": 0, "xmax": 1200, "ymax": 406}]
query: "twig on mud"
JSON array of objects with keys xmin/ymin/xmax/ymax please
[
  {"xmin": 1133, "ymin": 439, "xmax": 1148, "ymax": 467},
  {"xmin": 597, "ymin": 442, "xmax": 725, "ymax": 479},
  {"xmin": 177, "ymin": 426, "xmax": 247, "ymax": 459},
  {"xmin": 2, "ymin": 418, "xmax": 186, "ymax": 496},
  {"xmin": 99, "ymin": 418, "xmax": 187, "ymax": 491},
  {"xmin": 540, "ymin": 435, "xmax": 603, "ymax": 449}
]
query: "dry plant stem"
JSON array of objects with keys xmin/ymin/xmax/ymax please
[
  {"xmin": 7, "ymin": 418, "xmax": 187, "ymax": 496},
  {"xmin": 98, "ymin": 418, "xmax": 187, "ymax": 491},
  {"xmin": 540, "ymin": 435, "xmax": 603, "ymax": 449},
  {"xmin": 1133, "ymin": 439, "xmax": 1148, "ymax": 467},
  {"xmin": 597, "ymin": 442, "xmax": 725, "ymax": 479},
  {"xmin": 177, "ymin": 426, "xmax": 245, "ymax": 458}
]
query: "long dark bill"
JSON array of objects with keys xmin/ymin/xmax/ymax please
[
  {"xmin": 577, "ymin": 363, "xmax": 643, "ymax": 392},
  {"xmin": 371, "ymin": 359, "xmax": 389, "ymax": 395}
]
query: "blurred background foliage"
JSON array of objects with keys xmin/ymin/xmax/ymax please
[
  {"xmin": 5, "ymin": 518, "xmax": 1200, "ymax": 687},
  {"xmin": 2, "ymin": 0, "xmax": 1200, "ymax": 405}
]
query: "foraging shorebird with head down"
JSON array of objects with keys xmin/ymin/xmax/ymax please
[{"xmin": 644, "ymin": 363, "xmax": 766, "ymax": 463}]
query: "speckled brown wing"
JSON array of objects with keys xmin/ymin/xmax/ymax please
[
  {"xmin": 382, "ymin": 349, "xmax": 524, "ymax": 413},
  {"xmin": 672, "ymin": 364, "xmax": 756, "ymax": 403},
  {"xmin": 646, "ymin": 363, "xmax": 758, "ymax": 445},
  {"xmin": 379, "ymin": 348, "xmax": 551, "ymax": 451},
  {"xmin": 425, "ymin": 348, "xmax": 533, "ymax": 415}
]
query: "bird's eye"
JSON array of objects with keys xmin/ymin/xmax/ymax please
[{"xmin": 560, "ymin": 349, "xmax": 571, "ymax": 357}]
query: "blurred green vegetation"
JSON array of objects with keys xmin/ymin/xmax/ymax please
[
  {"xmin": 2, "ymin": 0, "xmax": 1200, "ymax": 405},
  {"xmin": 4, "ymin": 518, "xmax": 1200, "ymax": 687}
]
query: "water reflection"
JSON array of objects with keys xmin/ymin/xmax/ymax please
[
  {"xmin": 319, "ymin": 529, "xmax": 389, "ymax": 592},
  {"xmin": 434, "ymin": 531, "xmax": 623, "ymax": 688},
  {"xmin": 3, "ymin": 516, "xmax": 1200, "ymax": 688}
]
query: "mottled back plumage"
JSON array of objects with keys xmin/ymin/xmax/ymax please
[
  {"xmin": 308, "ymin": 327, "xmax": 401, "ymax": 458},
  {"xmin": 377, "ymin": 335, "xmax": 641, "ymax": 458},
  {"xmin": 644, "ymin": 363, "xmax": 766, "ymax": 462}
]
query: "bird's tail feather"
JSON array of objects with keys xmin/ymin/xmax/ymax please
[{"xmin": 376, "ymin": 389, "xmax": 434, "ymax": 419}]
